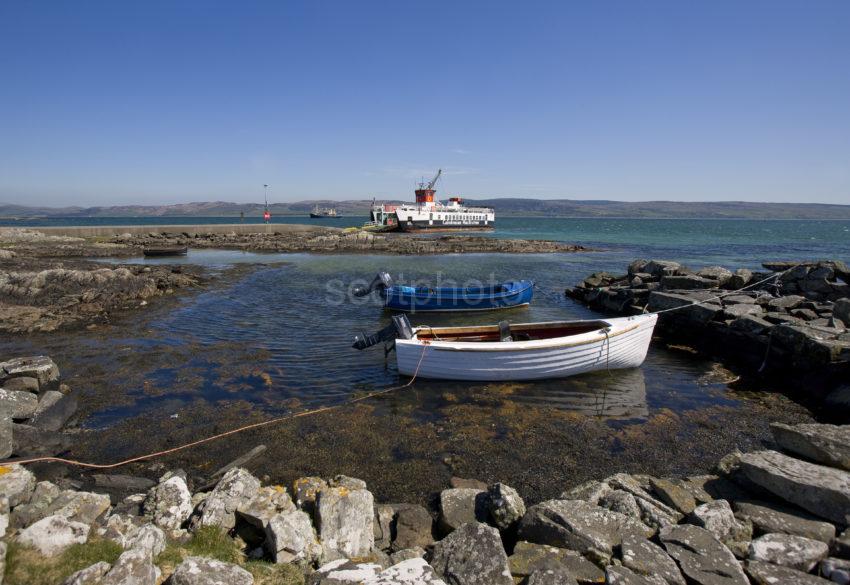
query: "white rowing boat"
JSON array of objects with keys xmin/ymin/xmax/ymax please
[{"xmin": 395, "ymin": 313, "xmax": 658, "ymax": 381}]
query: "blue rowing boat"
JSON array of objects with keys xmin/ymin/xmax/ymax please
[{"xmin": 353, "ymin": 272, "xmax": 534, "ymax": 312}]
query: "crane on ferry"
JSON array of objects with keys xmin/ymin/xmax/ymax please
[{"xmin": 418, "ymin": 169, "xmax": 442, "ymax": 191}]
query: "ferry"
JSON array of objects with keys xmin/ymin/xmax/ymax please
[{"xmin": 368, "ymin": 169, "xmax": 494, "ymax": 232}]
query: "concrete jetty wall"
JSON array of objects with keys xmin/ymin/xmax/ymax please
[{"xmin": 0, "ymin": 223, "xmax": 339, "ymax": 237}]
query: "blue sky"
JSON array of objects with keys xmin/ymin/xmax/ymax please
[{"xmin": 1, "ymin": 1, "xmax": 848, "ymax": 206}]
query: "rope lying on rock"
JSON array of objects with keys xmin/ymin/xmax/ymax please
[{"xmin": 3, "ymin": 343, "xmax": 431, "ymax": 470}]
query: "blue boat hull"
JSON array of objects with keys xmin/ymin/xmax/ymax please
[{"xmin": 382, "ymin": 280, "xmax": 533, "ymax": 312}]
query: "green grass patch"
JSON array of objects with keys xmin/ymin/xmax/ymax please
[
  {"xmin": 4, "ymin": 539, "xmax": 122, "ymax": 585},
  {"xmin": 245, "ymin": 560, "xmax": 306, "ymax": 585}
]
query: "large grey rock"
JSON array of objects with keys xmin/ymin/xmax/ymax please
[
  {"xmin": 316, "ymin": 485, "xmax": 375, "ymax": 558},
  {"xmin": 834, "ymin": 298, "xmax": 850, "ymax": 326},
  {"xmin": 46, "ymin": 489, "xmax": 111, "ymax": 525},
  {"xmin": 126, "ymin": 524, "xmax": 166, "ymax": 557},
  {"xmin": 645, "ymin": 260, "xmax": 681, "ymax": 278},
  {"xmin": 0, "ymin": 464, "xmax": 36, "ymax": 507},
  {"xmin": 606, "ymin": 473, "xmax": 682, "ymax": 528},
  {"xmin": 61, "ymin": 561, "xmax": 112, "ymax": 585},
  {"xmin": 100, "ymin": 513, "xmax": 145, "ymax": 548},
  {"xmin": 733, "ymin": 500, "xmax": 835, "ymax": 543},
  {"xmin": 309, "ymin": 559, "xmax": 382, "ymax": 584},
  {"xmin": 734, "ymin": 450, "xmax": 850, "ymax": 524},
  {"xmin": 2, "ymin": 376, "xmax": 39, "ymax": 393},
  {"xmin": 744, "ymin": 560, "xmax": 832, "ymax": 585},
  {"xmin": 10, "ymin": 480, "xmax": 60, "ymax": 528},
  {"xmin": 697, "ymin": 266, "xmax": 733, "ymax": 285},
  {"xmin": 507, "ymin": 540, "xmax": 603, "ymax": 583},
  {"xmin": 143, "ymin": 473, "xmax": 192, "ymax": 533},
  {"xmin": 661, "ymin": 275, "xmax": 720, "ymax": 290},
  {"xmin": 30, "ymin": 393, "xmax": 77, "ymax": 431},
  {"xmin": 265, "ymin": 509, "xmax": 320, "ymax": 564},
  {"xmin": 32, "ymin": 389, "xmax": 63, "ymax": 417},
  {"xmin": 487, "ymin": 482, "xmax": 525, "ymax": 530},
  {"xmin": 600, "ymin": 489, "xmax": 642, "ymax": 520},
  {"xmin": 192, "ymin": 467, "xmax": 260, "ymax": 531},
  {"xmin": 437, "ymin": 488, "xmax": 488, "ymax": 534},
  {"xmin": 17, "ymin": 514, "xmax": 90, "ymax": 556},
  {"xmin": 768, "ymin": 295, "xmax": 806, "ymax": 310},
  {"xmin": 169, "ymin": 556, "xmax": 253, "ymax": 585},
  {"xmin": 722, "ymin": 303, "xmax": 763, "ymax": 319},
  {"xmin": 362, "ymin": 558, "xmax": 447, "ymax": 585},
  {"xmin": 100, "ymin": 548, "xmax": 158, "ymax": 585},
  {"xmin": 748, "ymin": 533, "xmax": 828, "ymax": 572},
  {"xmin": 620, "ymin": 532, "xmax": 685, "ymax": 585},
  {"xmin": 236, "ymin": 484, "xmax": 296, "ymax": 542},
  {"xmin": 430, "ymin": 522, "xmax": 512, "ymax": 585},
  {"xmin": 689, "ymin": 500, "xmax": 752, "ymax": 553},
  {"xmin": 560, "ymin": 479, "xmax": 612, "ymax": 505},
  {"xmin": 647, "ymin": 292, "xmax": 720, "ymax": 323},
  {"xmin": 650, "ymin": 478, "xmax": 696, "ymax": 515},
  {"xmin": 771, "ymin": 422, "xmax": 850, "ymax": 471},
  {"xmin": 518, "ymin": 499, "xmax": 651, "ymax": 563},
  {"xmin": 393, "ymin": 505, "xmax": 433, "ymax": 551},
  {"xmin": 0, "ymin": 356, "xmax": 60, "ymax": 390},
  {"xmin": 524, "ymin": 567, "xmax": 579, "ymax": 585},
  {"xmin": 659, "ymin": 524, "xmax": 748, "ymax": 585},
  {"xmin": 0, "ymin": 388, "xmax": 38, "ymax": 419},
  {"xmin": 729, "ymin": 269, "xmax": 753, "ymax": 289}
]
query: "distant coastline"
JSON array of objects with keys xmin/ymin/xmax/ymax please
[{"xmin": 3, "ymin": 198, "xmax": 850, "ymax": 220}]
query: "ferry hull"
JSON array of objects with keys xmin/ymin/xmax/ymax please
[{"xmin": 397, "ymin": 220, "xmax": 494, "ymax": 232}]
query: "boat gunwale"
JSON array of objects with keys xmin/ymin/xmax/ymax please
[{"xmin": 384, "ymin": 280, "xmax": 533, "ymax": 300}]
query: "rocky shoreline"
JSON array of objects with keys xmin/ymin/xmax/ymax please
[{"xmin": 566, "ymin": 259, "xmax": 850, "ymax": 415}]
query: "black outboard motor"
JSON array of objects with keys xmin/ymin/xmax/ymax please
[
  {"xmin": 352, "ymin": 314, "xmax": 414, "ymax": 350},
  {"xmin": 352, "ymin": 272, "xmax": 394, "ymax": 297}
]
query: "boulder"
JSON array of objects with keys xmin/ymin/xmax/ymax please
[
  {"xmin": 100, "ymin": 513, "xmax": 145, "ymax": 548},
  {"xmin": 689, "ymin": 500, "xmax": 752, "ymax": 553},
  {"xmin": 600, "ymin": 490, "xmax": 642, "ymax": 520},
  {"xmin": 733, "ymin": 500, "xmax": 835, "ymax": 543},
  {"xmin": 362, "ymin": 558, "xmax": 447, "ymax": 585},
  {"xmin": 649, "ymin": 478, "xmax": 696, "ymax": 515},
  {"xmin": 45, "ymin": 489, "xmax": 111, "ymax": 525},
  {"xmin": 0, "ymin": 356, "xmax": 60, "ymax": 390},
  {"xmin": 748, "ymin": 533, "xmax": 828, "ymax": 571},
  {"xmin": 606, "ymin": 566, "xmax": 668, "ymax": 585},
  {"xmin": 265, "ymin": 509, "xmax": 320, "ymax": 564},
  {"xmin": 524, "ymin": 567, "xmax": 579, "ymax": 585},
  {"xmin": 17, "ymin": 514, "xmax": 90, "ymax": 556},
  {"xmin": 487, "ymin": 482, "xmax": 525, "ymax": 530},
  {"xmin": 647, "ymin": 291, "xmax": 720, "ymax": 323},
  {"xmin": 0, "ymin": 464, "xmax": 36, "ymax": 507},
  {"xmin": 728, "ymin": 269, "xmax": 753, "ymax": 290},
  {"xmin": 560, "ymin": 479, "xmax": 612, "ymax": 504},
  {"xmin": 0, "ymin": 416, "xmax": 10, "ymax": 459},
  {"xmin": 374, "ymin": 504, "xmax": 395, "ymax": 551},
  {"xmin": 606, "ymin": 473, "xmax": 682, "ymax": 528},
  {"xmin": 293, "ymin": 476, "xmax": 327, "ymax": 514},
  {"xmin": 770, "ymin": 422, "xmax": 850, "ymax": 471},
  {"xmin": 767, "ymin": 295, "xmax": 806, "ymax": 310},
  {"xmin": 645, "ymin": 260, "xmax": 681, "ymax": 278},
  {"xmin": 192, "ymin": 467, "xmax": 261, "ymax": 531},
  {"xmin": 32, "ymin": 390, "xmax": 63, "ymax": 418},
  {"xmin": 0, "ymin": 388, "xmax": 38, "ymax": 419},
  {"xmin": 744, "ymin": 560, "xmax": 832, "ymax": 585},
  {"xmin": 125, "ymin": 524, "xmax": 166, "ymax": 557},
  {"xmin": 330, "ymin": 475, "xmax": 368, "ymax": 490},
  {"xmin": 29, "ymin": 393, "xmax": 77, "ymax": 431},
  {"xmin": 100, "ymin": 548, "xmax": 158, "ymax": 585},
  {"xmin": 143, "ymin": 474, "xmax": 193, "ymax": 533},
  {"xmin": 169, "ymin": 556, "xmax": 253, "ymax": 585},
  {"xmin": 2, "ymin": 377, "xmax": 39, "ymax": 393},
  {"xmin": 628, "ymin": 259, "xmax": 650, "ymax": 275},
  {"xmin": 429, "ymin": 522, "xmax": 513, "ymax": 585},
  {"xmin": 729, "ymin": 314, "xmax": 772, "ymax": 336},
  {"xmin": 697, "ymin": 266, "xmax": 733, "ymax": 286},
  {"xmin": 393, "ymin": 505, "xmax": 433, "ymax": 551},
  {"xmin": 722, "ymin": 304, "xmax": 763, "ymax": 320},
  {"xmin": 661, "ymin": 275, "xmax": 719, "ymax": 290},
  {"xmin": 316, "ymin": 485, "xmax": 375, "ymax": 558},
  {"xmin": 619, "ymin": 532, "xmax": 686, "ymax": 585},
  {"xmin": 517, "ymin": 499, "xmax": 651, "ymax": 563},
  {"xmin": 11, "ymin": 480, "xmax": 61, "ymax": 528},
  {"xmin": 659, "ymin": 524, "xmax": 748, "ymax": 585},
  {"xmin": 437, "ymin": 487, "xmax": 488, "ymax": 534},
  {"xmin": 61, "ymin": 561, "xmax": 112, "ymax": 585},
  {"xmin": 507, "ymin": 540, "xmax": 603, "ymax": 583},
  {"xmin": 835, "ymin": 298, "xmax": 850, "ymax": 326},
  {"xmin": 10, "ymin": 422, "xmax": 72, "ymax": 457},
  {"xmin": 733, "ymin": 450, "xmax": 850, "ymax": 524},
  {"xmin": 236, "ymin": 485, "xmax": 296, "ymax": 542}
]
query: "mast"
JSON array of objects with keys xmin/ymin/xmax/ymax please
[{"xmin": 263, "ymin": 184, "xmax": 271, "ymax": 223}]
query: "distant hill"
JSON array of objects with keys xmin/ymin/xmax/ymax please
[{"xmin": 2, "ymin": 199, "xmax": 850, "ymax": 220}]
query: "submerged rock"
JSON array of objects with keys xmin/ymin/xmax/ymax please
[{"xmin": 429, "ymin": 522, "xmax": 512, "ymax": 585}]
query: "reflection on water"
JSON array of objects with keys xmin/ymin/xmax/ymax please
[{"xmin": 77, "ymin": 252, "xmax": 741, "ymax": 428}]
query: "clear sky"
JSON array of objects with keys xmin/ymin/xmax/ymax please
[{"xmin": 1, "ymin": 0, "xmax": 848, "ymax": 206}]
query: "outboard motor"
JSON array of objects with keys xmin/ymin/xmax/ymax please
[
  {"xmin": 352, "ymin": 314, "xmax": 413, "ymax": 350},
  {"xmin": 352, "ymin": 271, "xmax": 394, "ymax": 297}
]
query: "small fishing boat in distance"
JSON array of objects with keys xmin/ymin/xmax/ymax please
[
  {"xmin": 142, "ymin": 246, "xmax": 188, "ymax": 257},
  {"xmin": 353, "ymin": 313, "xmax": 658, "ymax": 381},
  {"xmin": 353, "ymin": 272, "xmax": 533, "ymax": 312}
]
